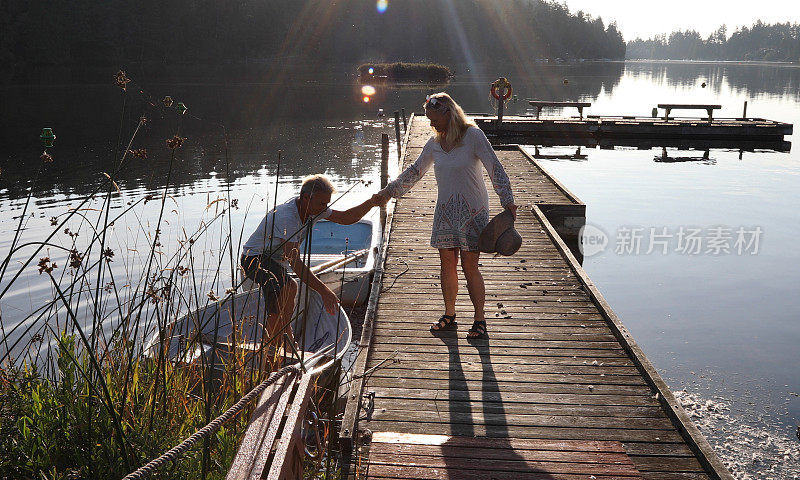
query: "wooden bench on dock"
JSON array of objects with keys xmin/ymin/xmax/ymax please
[
  {"xmin": 658, "ymin": 103, "xmax": 721, "ymax": 122},
  {"xmin": 529, "ymin": 101, "xmax": 591, "ymax": 120}
]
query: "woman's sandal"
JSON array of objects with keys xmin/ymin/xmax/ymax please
[
  {"xmin": 467, "ymin": 319, "xmax": 488, "ymax": 339},
  {"xmin": 430, "ymin": 314, "xmax": 457, "ymax": 333}
]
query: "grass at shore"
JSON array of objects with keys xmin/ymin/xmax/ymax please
[{"xmin": 0, "ymin": 332, "xmax": 265, "ymax": 479}]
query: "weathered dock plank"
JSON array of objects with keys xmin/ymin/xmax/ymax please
[
  {"xmin": 342, "ymin": 114, "xmax": 732, "ymax": 480},
  {"xmin": 367, "ymin": 432, "xmax": 643, "ymax": 479}
]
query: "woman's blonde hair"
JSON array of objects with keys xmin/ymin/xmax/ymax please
[{"xmin": 424, "ymin": 92, "xmax": 476, "ymax": 147}]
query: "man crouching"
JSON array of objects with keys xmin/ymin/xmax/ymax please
[{"xmin": 240, "ymin": 174, "xmax": 386, "ymax": 342}]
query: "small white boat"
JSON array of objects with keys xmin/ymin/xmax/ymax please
[
  {"xmin": 145, "ymin": 210, "xmax": 379, "ymax": 370},
  {"xmin": 308, "ymin": 209, "xmax": 381, "ymax": 307},
  {"xmin": 145, "ymin": 265, "xmax": 354, "ymax": 369}
]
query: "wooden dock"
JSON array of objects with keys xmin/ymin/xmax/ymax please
[
  {"xmin": 474, "ymin": 114, "xmax": 792, "ymax": 142},
  {"xmin": 341, "ymin": 114, "xmax": 734, "ymax": 479}
]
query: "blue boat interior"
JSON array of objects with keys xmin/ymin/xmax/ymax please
[{"xmin": 310, "ymin": 221, "xmax": 372, "ymax": 256}]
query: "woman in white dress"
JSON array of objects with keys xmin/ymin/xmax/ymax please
[{"xmin": 379, "ymin": 93, "xmax": 517, "ymax": 339}]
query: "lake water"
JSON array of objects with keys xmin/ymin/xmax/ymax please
[{"xmin": 1, "ymin": 61, "xmax": 798, "ymax": 477}]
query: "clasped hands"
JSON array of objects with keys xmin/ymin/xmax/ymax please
[{"xmin": 370, "ymin": 189, "xmax": 391, "ymax": 207}]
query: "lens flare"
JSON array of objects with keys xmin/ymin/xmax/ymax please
[
  {"xmin": 376, "ymin": 0, "xmax": 388, "ymax": 13},
  {"xmin": 361, "ymin": 85, "xmax": 376, "ymax": 96},
  {"xmin": 362, "ymin": 96, "xmax": 370, "ymax": 103},
  {"xmin": 368, "ymin": 67, "xmax": 374, "ymax": 75}
]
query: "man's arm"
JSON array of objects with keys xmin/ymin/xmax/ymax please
[
  {"xmin": 326, "ymin": 194, "xmax": 386, "ymax": 225},
  {"xmin": 283, "ymin": 241, "xmax": 340, "ymax": 315}
]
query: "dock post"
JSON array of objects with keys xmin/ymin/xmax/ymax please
[
  {"xmin": 401, "ymin": 108, "xmax": 407, "ymax": 131},
  {"xmin": 381, "ymin": 133, "xmax": 390, "ymax": 229},
  {"xmin": 497, "ymin": 87, "xmax": 505, "ymax": 124},
  {"xmin": 394, "ymin": 111, "xmax": 402, "ymax": 160},
  {"xmin": 742, "ymin": 101, "xmax": 748, "ymax": 119},
  {"xmin": 381, "ymin": 134, "xmax": 389, "ymax": 190}
]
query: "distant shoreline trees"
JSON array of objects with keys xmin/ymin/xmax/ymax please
[
  {"xmin": 1, "ymin": 0, "xmax": 625, "ymax": 80},
  {"xmin": 626, "ymin": 21, "xmax": 800, "ymax": 62}
]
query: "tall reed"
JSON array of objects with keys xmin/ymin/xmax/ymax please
[
  {"xmin": 0, "ymin": 69, "xmax": 375, "ymax": 479},
  {"xmin": 0, "ymin": 72, "xmax": 301, "ymax": 479}
]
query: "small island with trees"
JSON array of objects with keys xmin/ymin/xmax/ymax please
[{"xmin": 358, "ymin": 63, "xmax": 452, "ymax": 83}]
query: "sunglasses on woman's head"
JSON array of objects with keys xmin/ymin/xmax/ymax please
[{"xmin": 425, "ymin": 95, "xmax": 448, "ymax": 111}]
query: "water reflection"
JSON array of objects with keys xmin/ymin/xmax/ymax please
[
  {"xmin": 1, "ymin": 61, "xmax": 798, "ymax": 478},
  {"xmin": 625, "ymin": 61, "xmax": 800, "ymax": 100},
  {"xmin": 0, "ymin": 74, "xmax": 555, "ymax": 205},
  {"xmin": 529, "ymin": 145, "xmax": 588, "ymax": 160},
  {"xmin": 0, "ymin": 108, "xmax": 390, "ymax": 203},
  {"xmin": 525, "ymin": 143, "xmax": 725, "ymax": 165},
  {"xmin": 0, "ymin": 62, "xmax": 630, "ymax": 203},
  {"xmin": 653, "ymin": 147, "xmax": 714, "ymax": 164}
]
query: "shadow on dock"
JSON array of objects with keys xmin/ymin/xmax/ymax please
[{"xmin": 413, "ymin": 333, "xmax": 559, "ymax": 478}]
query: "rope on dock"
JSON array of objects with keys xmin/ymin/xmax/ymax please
[{"xmin": 122, "ymin": 364, "xmax": 299, "ymax": 480}]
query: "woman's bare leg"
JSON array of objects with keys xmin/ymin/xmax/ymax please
[
  {"xmin": 460, "ymin": 250, "xmax": 485, "ymax": 337},
  {"xmin": 438, "ymin": 248, "xmax": 460, "ymax": 317}
]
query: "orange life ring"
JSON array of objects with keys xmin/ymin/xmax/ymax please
[{"xmin": 490, "ymin": 78, "xmax": 513, "ymax": 101}]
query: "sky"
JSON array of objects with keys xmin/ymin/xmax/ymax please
[{"xmin": 559, "ymin": 0, "xmax": 800, "ymax": 41}]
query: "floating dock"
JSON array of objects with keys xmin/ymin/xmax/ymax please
[
  {"xmin": 474, "ymin": 114, "xmax": 792, "ymax": 142},
  {"xmin": 341, "ymin": 114, "xmax": 734, "ymax": 479}
]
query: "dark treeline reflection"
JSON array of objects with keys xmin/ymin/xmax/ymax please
[
  {"xmin": 2, "ymin": 0, "xmax": 624, "ymax": 81},
  {"xmin": 4, "ymin": 60, "xmax": 797, "ymax": 203},
  {"xmin": 0, "ymin": 81, "xmax": 385, "ymax": 201},
  {"xmin": 0, "ymin": 63, "xmax": 626, "ymax": 202},
  {"xmin": 627, "ymin": 21, "xmax": 800, "ymax": 62},
  {"xmin": 624, "ymin": 62, "xmax": 800, "ymax": 99}
]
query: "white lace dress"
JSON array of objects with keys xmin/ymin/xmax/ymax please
[{"xmin": 383, "ymin": 126, "xmax": 514, "ymax": 250}]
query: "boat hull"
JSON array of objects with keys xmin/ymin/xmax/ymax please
[{"xmin": 144, "ymin": 287, "xmax": 351, "ymax": 369}]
